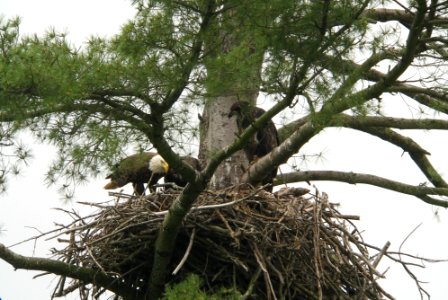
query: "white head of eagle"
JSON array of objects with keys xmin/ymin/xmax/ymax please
[{"xmin": 149, "ymin": 155, "xmax": 169, "ymax": 174}]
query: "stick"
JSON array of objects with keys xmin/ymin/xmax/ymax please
[
  {"xmin": 373, "ymin": 241, "xmax": 391, "ymax": 268},
  {"xmin": 172, "ymin": 228, "xmax": 196, "ymax": 275}
]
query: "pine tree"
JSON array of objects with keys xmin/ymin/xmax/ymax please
[{"xmin": 1, "ymin": 1, "xmax": 448, "ymax": 299}]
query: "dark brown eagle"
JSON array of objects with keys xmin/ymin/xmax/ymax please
[
  {"xmin": 164, "ymin": 156, "xmax": 202, "ymax": 187},
  {"xmin": 104, "ymin": 152, "xmax": 200, "ymax": 195},
  {"xmin": 228, "ymin": 102, "xmax": 280, "ymax": 190}
]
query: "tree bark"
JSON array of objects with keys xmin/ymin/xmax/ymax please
[
  {"xmin": 199, "ymin": 95, "xmax": 255, "ymax": 189},
  {"xmin": 199, "ymin": 95, "xmax": 249, "ymax": 188},
  {"xmin": 198, "ymin": 2, "xmax": 262, "ymax": 189}
]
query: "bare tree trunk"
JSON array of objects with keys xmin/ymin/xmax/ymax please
[
  {"xmin": 198, "ymin": 3, "xmax": 263, "ymax": 189},
  {"xmin": 199, "ymin": 95, "xmax": 251, "ymax": 189}
]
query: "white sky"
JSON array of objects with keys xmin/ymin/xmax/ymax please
[{"xmin": 0, "ymin": 1, "xmax": 447, "ymax": 300}]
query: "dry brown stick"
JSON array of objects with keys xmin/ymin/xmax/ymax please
[
  {"xmin": 44, "ymin": 219, "xmax": 106, "ymax": 242},
  {"xmin": 53, "ymin": 282, "xmax": 84, "ymax": 297},
  {"xmin": 172, "ymin": 228, "xmax": 196, "ymax": 275},
  {"xmin": 7, "ymin": 214, "xmax": 95, "ymax": 248},
  {"xmin": 85, "ymin": 245, "xmax": 107, "ymax": 274},
  {"xmin": 215, "ymin": 209, "xmax": 239, "ymax": 246},
  {"xmin": 323, "ymin": 212, "xmax": 360, "ymax": 220},
  {"xmin": 243, "ymin": 266, "xmax": 262, "ymax": 299},
  {"xmin": 323, "ymin": 218, "xmax": 385, "ymax": 278},
  {"xmin": 86, "ymin": 218, "xmax": 163, "ymax": 246},
  {"xmin": 76, "ymin": 201, "xmax": 111, "ymax": 209},
  {"xmin": 107, "ymin": 191, "xmax": 136, "ymax": 199},
  {"xmin": 253, "ymin": 244, "xmax": 277, "ymax": 300},
  {"xmin": 373, "ymin": 241, "xmax": 391, "ymax": 268},
  {"xmin": 266, "ymin": 258, "xmax": 285, "ymax": 285},
  {"xmin": 312, "ymin": 198, "xmax": 323, "ymax": 300},
  {"xmin": 321, "ymin": 224, "xmax": 383, "ymax": 279}
]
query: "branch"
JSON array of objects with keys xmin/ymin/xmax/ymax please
[
  {"xmin": 322, "ymin": 55, "xmax": 448, "ymax": 114},
  {"xmin": 157, "ymin": 0, "xmax": 214, "ymax": 113},
  {"xmin": 146, "ymin": 3, "xmax": 218, "ymax": 299},
  {"xmin": 349, "ymin": 126, "xmax": 448, "ymax": 189},
  {"xmin": 276, "ymin": 114, "xmax": 448, "ymax": 205},
  {"xmin": 148, "ymin": 2, "xmax": 218, "ymax": 186},
  {"xmin": 147, "ymin": 181, "xmax": 205, "ymax": 300},
  {"xmin": 242, "ymin": 121, "xmax": 318, "ymax": 185},
  {"xmin": 275, "ymin": 170, "xmax": 448, "ymax": 207},
  {"xmin": 363, "ymin": 8, "xmax": 416, "ymax": 28},
  {"xmin": 387, "ymin": 84, "xmax": 448, "ymax": 114},
  {"xmin": 331, "ymin": 114, "xmax": 448, "ymax": 130},
  {"xmin": 279, "ymin": 113, "xmax": 448, "ymax": 143},
  {"xmin": 363, "ymin": 7, "xmax": 448, "ymax": 28},
  {"xmin": 0, "ymin": 243, "xmax": 140, "ymax": 299},
  {"xmin": 320, "ymin": 1, "xmax": 427, "ymax": 116}
]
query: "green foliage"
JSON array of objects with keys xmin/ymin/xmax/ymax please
[
  {"xmin": 0, "ymin": 1, "xmax": 376, "ymax": 194},
  {"xmin": 0, "ymin": 0, "xmax": 443, "ymax": 197},
  {"xmin": 162, "ymin": 274, "xmax": 243, "ymax": 300}
]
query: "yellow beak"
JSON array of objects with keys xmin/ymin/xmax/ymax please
[
  {"xmin": 104, "ymin": 181, "xmax": 119, "ymax": 190},
  {"xmin": 162, "ymin": 161, "xmax": 169, "ymax": 173}
]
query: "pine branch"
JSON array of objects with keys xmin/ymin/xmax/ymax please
[
  {"xmin": 242, "ymin": 121, "xmax": 318, "ymax": 185},
  {"xmin": 363, "ymin": 7, "xmax": 448, "ymax": 28},
  {"xmin": 331, "ymin": 114, "xmax": 448, "ymax": 130},
  {"xmin": 276, "ymin": 114, "xmax": 448, "ymax": 205},
  {"xmin": 321, "ymin": 55, "xmax": 448, "ymax": 114},
  {"xmin": 322, "ymin": 2, "xmax": 427, "ymax": 116},
  {"xmin": 279, "ymin": 114, "xmax": 448, "ymax": 143},
  {"xmin": 350, "ymin": 126, "xmax": 448, "ymax": 188},
  {"xmin": 0, "ymin": 243, "xmax": 140, "ymax": 299},
  {"xmin": 245, "ymin": 3, "xmax": 427, "ymax": 186},
  {"xmin": 157, "ymin": 0, "xmax": 214, "ymax": 113},
  {"xmin": 147, "ymin": 182, "xmax": 205, "ymax": 300},
  {"xmin": 275, "ymin": 170, "xmax": 448, "ymax": 207},
  {"xmin": 363, "ymin": 8, "xmax": 416, "ymax": 28},
  {"xmin": 146, "ymin": 3, "xmax": 217, "ymax": 299}
]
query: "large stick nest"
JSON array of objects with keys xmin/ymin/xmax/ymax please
[{"xmin": 50, "ymin": 186, "xmax": 391, "ymax": 299}]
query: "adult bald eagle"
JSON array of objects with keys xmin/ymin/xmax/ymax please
[
  {"xmin": 104, "ymin": 152, "xmax": 168, "ymax": 195},
  {"xmin": 104, "ymin": 152, "xmax": 201, "ymax": 195},
  {"xmin": 228, "ymin": 102, "xmax": 279, "ymax": 191}
]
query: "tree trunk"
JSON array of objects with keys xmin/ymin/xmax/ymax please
[
  {"xmin": 198, "ymin": 4, "xmax": 263, "ymax": 189},
  {"xmin": 199, "ymin": 95, "xmax": 249, "ymax": 189}
]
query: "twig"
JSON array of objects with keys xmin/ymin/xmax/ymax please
[
  {"xmin": 373, "ymin": 241, "xmax": 391, "ymax": 268},
  {"xmin": 85, "ymin": 245, "xmax": 107, "ymax": 274},
  {"xmin": 107, "ymin": 192, "xmax": 136, "ymax": 199},
  {"xmin": 253, "ymin": 244, "xmax": 277, "ymax": 300},
  {"xmin": 399, "ymin": 223, "xmax": 430, "ymax": 300},
  {"xmin": 172, "ymin": 228, "xmax": 196, "ymax": 275},
  {"xmin": 243, "ymin": 267, "xmax": 262, "ymax": 299}
]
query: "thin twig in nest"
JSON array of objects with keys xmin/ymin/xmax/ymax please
[{"xmin": 172, "ymin": 228, "xmax": 196, "ymax": 275}]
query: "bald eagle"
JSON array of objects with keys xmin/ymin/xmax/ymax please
[
  {"xmin": 104, "ymin": 152, "xmax": 168, "ymax": 195},
  {"xmin": 104, "ymin": 152, "xmax": 201, "ymax": 195},
  {"xmin": 228, "ymin": 102, "xmax": 279, "ymax": 191}
]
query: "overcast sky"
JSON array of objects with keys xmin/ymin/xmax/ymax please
[{"xmin": 0, "ymin": 1, "xmax": 447, "ymax": 300}]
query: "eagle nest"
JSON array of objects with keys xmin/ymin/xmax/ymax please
[{"xmin": 49, "ymin": 186, "xmax": 392, "ymax": 299}]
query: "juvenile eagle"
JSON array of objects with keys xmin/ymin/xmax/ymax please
[
  {"xmin": 228, "ymin": 101, "xmax": 280, "ymax": 190},
  {"xmin": 104, "ymin": 152, "xmax": 200, "ymax": 195},
  {"xmin": 164, "ymin": 156, "xmax": 202, "ymax": 187}
]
